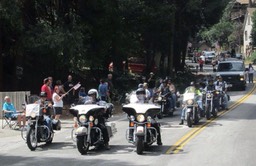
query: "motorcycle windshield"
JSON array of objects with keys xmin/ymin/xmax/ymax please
[
  {"xmin": 123, "ymin": 103, "xmax": 160, "ymax": 117},
  {"xmin": 70, "ymin": 104, "xmax": 105, "ymax": 115},
  {"xmin": 183, "ymin": 92, "xmax": 195, "ymax": 102}
]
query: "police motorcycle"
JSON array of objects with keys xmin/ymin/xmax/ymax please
[
  {"xmin": 24, "ymin": 93, "xmax": 59, "ymax": 151},
  {"xmin": 182, "ymin": 86, "xmax": 201, "ymax": 127},
  {"xmin": 123, "ymin": 88, "xmax": 162, "ymax": 155},
  {"xmin": 70, "ymin": 89, "xmax": 116, "ymax": 155},
  {"xmin": 202, "ymin": 90, "xmax": 218, "ymax": 120}
]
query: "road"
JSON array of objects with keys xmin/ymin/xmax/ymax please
[{"xmin": 1, "ymin": 63, "xmax": 256, "ymax": 166}]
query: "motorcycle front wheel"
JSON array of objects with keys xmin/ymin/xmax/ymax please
[
  {"xmin": 206, "ymin": 105, "xmax": 211, "ymax": 120},
  {"xmin": 136, "ymin": 136, "xmax": 144, "ymax": 155},
  {"xmin": 26, "ymin": 127, "xmax": 37, "ymax": 151},
  {"xmin": 186, "ymin": 112, "xmax": 193, "ymax": 127},
  {"xmin": 77, "ymin": 135, "xmax": 89, "ymax": 155}
]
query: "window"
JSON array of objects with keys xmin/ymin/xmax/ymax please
[{"xmin": 245, "ymin": 31, "xmax": 248, "ymax": 41}]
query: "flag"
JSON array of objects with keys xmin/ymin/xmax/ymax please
[{"xmin": 73, "ymin": 82, "xmax": 81, "ymax": 90}]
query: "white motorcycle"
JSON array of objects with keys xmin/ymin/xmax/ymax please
[
  {"xmin": 182, "ymin": 90, "xmax": 201, "ymax": 127},
  {"xmin": 123, "ymin": 103, "xmax": 161, "ymax": 155},
  {"xmin": 70, "ymin": 99, "xmax": 116, "ymax": 155}
]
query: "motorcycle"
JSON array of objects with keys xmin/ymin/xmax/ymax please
[
  {"xmin": 182, "ymin": 91, "xmax": 201, "ymax": 127},
  {"xmin": 122, "ymin": 103, "xmax": 161, "ymax": 155},
  {"xmin": 70, "ymin": 99, "xmax": 116, "ymax": 155},
  {"xmin": 25, "ymin": 96, "xmax": 59, "ymax": 151},
  {"xmin": 154, "ymin": 92, "xmax": 174, "ymax": 119},
  {"xmin": 202, "ymin": 90, "xmax": 218, "ymax": 120}
]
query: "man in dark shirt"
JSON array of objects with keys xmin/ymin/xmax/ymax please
[{"xmin": 64, "ymin": 75, "xmax": 75, "ymax": 105}]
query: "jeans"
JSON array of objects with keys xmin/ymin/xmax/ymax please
[
  {"xmin": 44, "ymin": 115, "xmax": 52, "ymax": 131},
  {"xmin": 249, "ymin": 73, "xmax": 254, "ymax": 83}
]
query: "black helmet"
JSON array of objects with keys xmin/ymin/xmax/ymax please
[
  {"xmin": 40, "ymin": 92, "xmax": 47, "ymax": 97},
  {"xmin": 136, "ymin": 88, "xmax": 146, "ymax": 95}
]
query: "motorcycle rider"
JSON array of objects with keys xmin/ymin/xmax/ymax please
[
  {"xmin": 179, "ymin": 82, "xmax": 204, "ymax": 125},
  {"xmin": 36, "ymin": 92, "xmax": 53, "ymax": 132},
  {"xmin": 214, "ymin": 76, "xmax": 229, "ymax": 110},
  {"xmin": 86, "ymin": 89, "xmax": 110, "ymax": 150},
  {"xmin": 134, "ymin": 88, "xmax": 162, "ymax": 145},
  {"xmin": 158, "ymin": 79, "xmax": 174, "ymax": 112}
]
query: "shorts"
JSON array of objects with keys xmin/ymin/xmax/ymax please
[{"xmin": 53, "ymin": 107, "xmax": 63, "ymax": 115}]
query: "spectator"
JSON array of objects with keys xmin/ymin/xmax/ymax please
[
  {"xmin": 64, "ymin": 75, "xmax": 75, "ymax": 106},
  {"xmin": 98, "ymin": 79, "xmax": 109, "ymax": 102},
  {"xmin": 41, "ymin": 78, "xmax": 52, "ymax": 101},
  {"xmin": 48, "ymin": 76, "xmax": 54, "ymax": 94},
  {"xmin": 52, "ymin": 86, "xmax": 66, "ymax": 123},
  {"xmin": 248, "ymin": 63, "xmax": 254, "ymax": 83},
  {"xmin": 147, "ymin": 72, "xmax": 156, "ymax": 98},
  {"xmin": 107, "ymin": 73, "xmax": 114, "ymax": 102},
  {"xmin": 55, "ymin": 80, "xmax": 66, "ymax": 95},
  {"xmin": 2, "ymin": 96, "xmax": 26, "ymax": 129},
  {"xmin": 78, "ymin": 87, "xmax": 87, "ymax": 99},
  {"xmin": 198, "ymin": 57, "xmax": 204, "ymax": 72}
]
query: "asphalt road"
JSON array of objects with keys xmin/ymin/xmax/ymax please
[{"xmin": 1, "ymin": 63, "xmax": 256, "ymax": 166}]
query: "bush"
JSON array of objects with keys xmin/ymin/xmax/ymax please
[{"xmin": 246, "ymin": 51, "xmax": 256, "ymax": 64}]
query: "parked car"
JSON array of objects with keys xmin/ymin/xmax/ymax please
[
  {"xmin": 235, "ymin": 53, "xmax": 243, "ymax": 60},
  {"xmin": 216, "ymin": 59, "xmax": 246, "ymax": 90},
  {"xmin": 203, "ymin": 51, "xmax": 216, "ymax": 64}
]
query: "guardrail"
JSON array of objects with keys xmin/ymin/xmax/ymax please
[{"xmin": 0, "ymin": 91, "xmax": 30, "ymax": 118}]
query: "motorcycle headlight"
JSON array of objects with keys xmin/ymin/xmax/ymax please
[
  {"xmin": 130, "ymin": 115, "xmax": 135, "ymax": 121},
  {"xmin": 136, "ymin": 114, "xmax": 145, "ymax": 122},
  {"xmin": 186, "ymin": 99, "xmax": 194, "ymax": 105},
  {"xmin": 94, "ymin": 118, "xmax": 99, "ymax": 125},
  {"xmin": 206, "ymin": 93, "xmax": 211, "ymax": 98},
  {"xmin": 79, "ymin": 115, "xmax": 87, "ymax": 123},
  {"xmin": 240, "ymin": 77, "xmax": 244, "ymax": 81},
  {"xmin": 158, "ymin": 96, "xmax": 162, "ymax": 101},
  {"xmin": 89, "ymin": 116, "xmax": 94, "ymax": 122},
  {"xmin": 31, "ymin": 112, "xmax": 36, "ymax": 118}
]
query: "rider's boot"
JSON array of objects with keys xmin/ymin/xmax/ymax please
[{"xmin": 179, "ymin": 120, "xmax": 184, "ymax": 125}]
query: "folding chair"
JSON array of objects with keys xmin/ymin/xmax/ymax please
[{"xmin": 1, "ymin": 110, "xmax": 18, "ymax": 129}]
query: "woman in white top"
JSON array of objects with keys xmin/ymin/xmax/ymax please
[{"xmin": 52, "ymin": 86, "xmax": 66, "ymax": 122}]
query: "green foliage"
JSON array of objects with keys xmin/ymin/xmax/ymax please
[
  {"xmin": 199, "ymin": 1, "xmax": 234, "ymax": 47},
  {"xmin": 251, "ymin": 10, "xmax": 256, "ymax": 47}
]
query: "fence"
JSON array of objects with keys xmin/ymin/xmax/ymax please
[{"xmin": 0, "ymin": 91, "xmax": 31, "ymax": 116}]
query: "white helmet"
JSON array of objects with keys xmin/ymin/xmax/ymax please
[{"xmin": 88, "ymin": 89, "xmax": 99, "ymax": 98}]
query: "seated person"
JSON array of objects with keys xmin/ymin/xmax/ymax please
[{"xmin": 2, "ymin": 96, "xmax": 26, "ymax": 129}]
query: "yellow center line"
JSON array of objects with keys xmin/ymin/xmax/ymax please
[{"xmin": 166, "ymin": 83, "xmax": 256, "ymax": 154}]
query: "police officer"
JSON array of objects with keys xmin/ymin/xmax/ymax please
[
  {"xmin": 135, "ymin": 88, "xmax": 162, "ymax": 145},
  {"xmin": 87, "ymin": 89, "xmax": 110, "ymax": 150}
]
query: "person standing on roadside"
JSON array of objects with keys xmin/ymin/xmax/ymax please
[
  {"xmin": 41, "ymin": 78, "xmax": 52, "ymax": 101},
  {"xmin": 106, "ymin": 73, "xmax": 114, "ymax": 102},
  {"xmin": 64, "ymin": 75, "xmax": 75, "ymax": 106},
  {"xmin": 48, "ymin": 76, "xmax": 54, "ymax": 94},
  {"xmin": 248, "ymin": 63, "xmax": 254, "ymax": 83},
  {"xmin": 98, "ymin": 79, "xmax": 109, "ymax": 102},
  {"xmin": 52, "ymin": 86, "xmax": 66, "ymax": 123},
  {"xmin": 198, "ymin": 57, "xmax": 204, "ymax": 72},
  {"xmin": 147, "ymin": 72, "xmax": 156, "ymax": 98}
]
